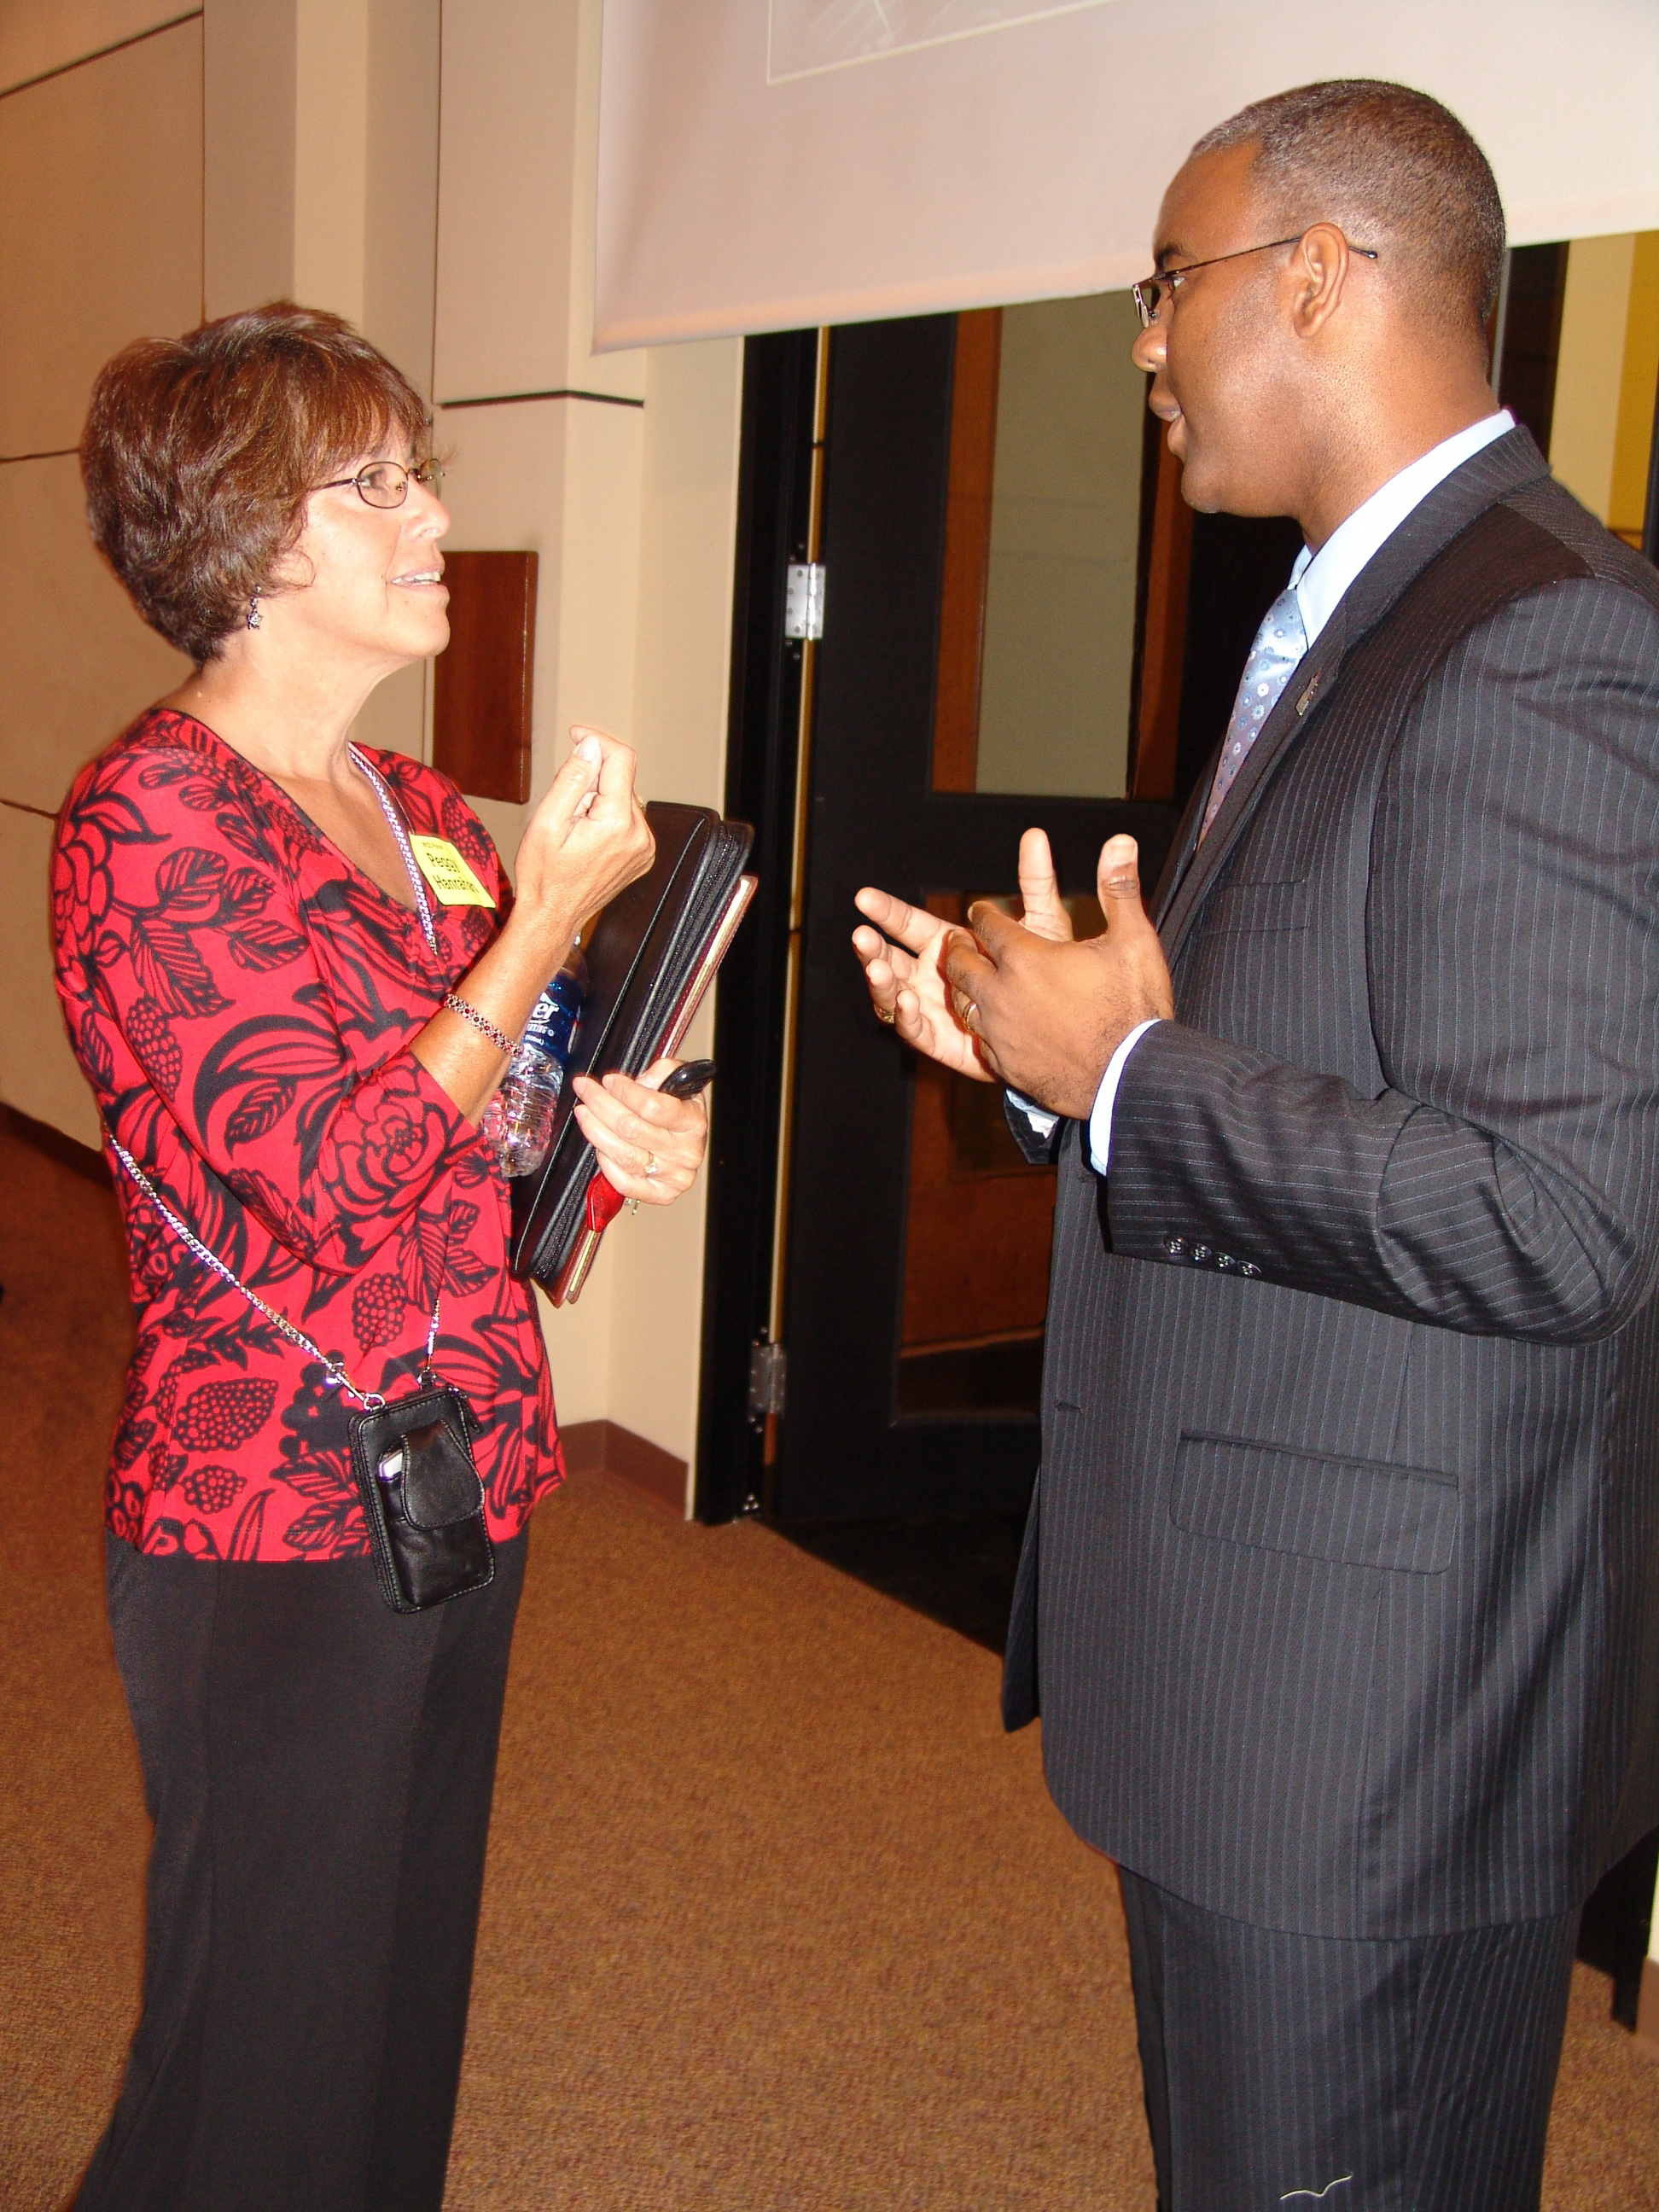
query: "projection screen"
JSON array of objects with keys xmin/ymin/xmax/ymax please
[{"xmin": 594, "ymin": 0, "xmax": 1659, "ymax": 350}]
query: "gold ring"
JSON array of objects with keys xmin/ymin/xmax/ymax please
[
  {"xmin": 644, "ymin": 1151, "xmax": 660, "ymax": 1179},
  {"xmin": 875, "ymin": 1002, "xmax": 896, "ymax": 1026}
]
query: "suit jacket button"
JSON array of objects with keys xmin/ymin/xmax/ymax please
[
  {"xmin": 1163, "ymin": 1235, "xmax": 1187, "ymax": 1257},
  {"xmin": 1192, "ymin": 1244, "xmax": 1213, "ymax": 1264},
  {"xmin": 1217, "ymin": 1253, "xmax": 1237, "ymax": 1271},
  {"xmin": 1241, "ymin": 1263, "xmax": 1261, "ymax": 1279}
]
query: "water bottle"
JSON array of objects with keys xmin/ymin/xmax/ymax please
[{"xmin": 483, "ymin": 951, "xmax": 587, "ymax": 1176}]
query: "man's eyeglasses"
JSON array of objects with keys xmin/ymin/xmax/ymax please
[
  {"xmin": 1132, "ymin": 235, "xmax": 1379, "ymax": 329},
  {"xmin": 316, "ymin": 457, "xmax": 445, "ymax": 509}
]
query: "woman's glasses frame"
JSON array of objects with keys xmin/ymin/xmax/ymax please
[
  {"xmin": 315, "ymin": 456, "xmax": 445, "ymax": 509},
  {"xmin": 1132, "ymin": 233, "xmax": 1379, "ymax": 329}
]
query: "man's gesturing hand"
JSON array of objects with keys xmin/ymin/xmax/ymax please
[
  {"xmin": 852, "ymin": 888, "xmax": 988, "ymax": 1080},
  {"xmin": 851, "ymin": 830, "xmax": 1082, "ymax": 1080},
  {"xmin": 942, "ymin": 835, "xmax": 1175, "ymax": 1117}
]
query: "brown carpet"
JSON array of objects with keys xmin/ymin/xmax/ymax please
[{"xmin": 4, "ymin": 1121, "xmax": 1659, "ymax": 2209}]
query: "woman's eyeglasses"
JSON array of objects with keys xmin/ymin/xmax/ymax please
[
  {"xmin": 1132, "ymin": 235, "xmax": 1378, "ymax": 329},
  {"xmin": 316, "ymin": 457, "xmax": 445, "ymax": 509}
]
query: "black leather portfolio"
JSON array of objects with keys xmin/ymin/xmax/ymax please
[{"xmin": 509, "ymin": 800, "xmax": 754, "ymax": 1303}]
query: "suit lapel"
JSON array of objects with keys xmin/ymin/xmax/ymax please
[
  {"xmin": 1150, "ymin": 780, "xmax": 1205, "ymax": 928},
  {"xmin": 1154, "ymin": 428, "xmax": 1551, "ymax": 966}
]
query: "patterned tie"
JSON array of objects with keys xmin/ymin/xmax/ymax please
[{"xmin": 1199, "ymin": 584, "xmax": 1308, "ymax": 841}]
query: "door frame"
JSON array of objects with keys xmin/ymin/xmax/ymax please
[
  {"xmin": 694, "ymin": 329, "xmax": 820, "ymax": 1522},
  {"xmin": 696, "ymin": 317, "xmax": 1179, "ymax": 1523}
]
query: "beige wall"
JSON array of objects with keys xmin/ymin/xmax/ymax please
[
  {"xmin": 976, "ymin": 291, "xmax": 1144, "ymax": 800},
  {"xmin": 1611, "ymin": 233, "xmax": 1659, "ymax": 543},
  {"xmin": 0, "ymin": 1, "xmax": 187, "ymax": 96},
  {"xmin": 0, "ymin": 13, "xmax": 201, "ymax": 1139},
  {"xmin": 1551, "ymin": 230, "xmax": 1659, "ymax": 537},
  {"xmin": 433, "ymin": 0, "xmax": 742, "ymax": 1485},
  {"xmin": 0, "ymin": 0, "xmax": 742, "ymax": 1505},
  {"xmin": 1552, "ymin": 234, "xmax": 1639, "ymax": 523}
]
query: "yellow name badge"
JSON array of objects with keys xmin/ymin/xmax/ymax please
[{"xmin": 409, "ymin": 835, "xmax": 496, "ymax": 909}]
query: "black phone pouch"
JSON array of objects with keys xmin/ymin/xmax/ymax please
[{"xmin": 348, "ymin": 1384, "xmax": 494, "ymax": 1614}]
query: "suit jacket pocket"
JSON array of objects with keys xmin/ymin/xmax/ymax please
[
  {"xmin": 1203, "ymin": 877, "xmax": 1311, "ymax": 932},
  {"xmin": 1172, "ymin": 1431, "xmax": 1458, "ymax": 1574}
]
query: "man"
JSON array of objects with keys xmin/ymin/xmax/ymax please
[{"xmin": 853, "ymin": 80, "xmax": 1659, "ymax": 2211}]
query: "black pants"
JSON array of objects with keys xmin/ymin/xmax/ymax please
[
  {"xmin": 1117, "ymin": 1865, "xmax": 1579, "ymax": 2212},
  {"xmin": 77, "ymin": 1529, "xmax": 527, "ymax": 2212}
]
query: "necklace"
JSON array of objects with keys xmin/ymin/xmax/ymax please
[{"xmin": 349, "ymin": 744, "xmax": 438, "ymax": 952}]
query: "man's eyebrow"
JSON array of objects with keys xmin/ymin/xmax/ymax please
[{"xmin": 1153, "ymin": 241, "xmax": 1185, "ymax": 271}]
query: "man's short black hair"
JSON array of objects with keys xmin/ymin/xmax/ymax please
[{"xmin": 1190, "ymin": 79, "xmax": 1506, "ymax": 336}]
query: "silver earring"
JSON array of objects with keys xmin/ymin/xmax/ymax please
[{"xmin": 247, "ymin": 589, "xmax": 262, "ymax": 630}]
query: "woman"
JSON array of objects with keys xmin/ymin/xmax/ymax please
[{"xmin": 54, "ymin": 301, "xmax": 707, "ymax": 2210}]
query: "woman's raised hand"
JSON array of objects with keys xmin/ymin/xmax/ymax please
[{"xmin": 512, "ymin": 725, "xmax": 655, "ymax": 952}]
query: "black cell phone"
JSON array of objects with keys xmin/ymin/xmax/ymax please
[{"xmin": 660, "ymin": 1058, "xmax": 716, "ymax": 1100}]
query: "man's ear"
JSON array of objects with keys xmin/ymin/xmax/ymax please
[{"xmin": 1290, "ymin": 223, "xmax": 1353, "ymax": 341}]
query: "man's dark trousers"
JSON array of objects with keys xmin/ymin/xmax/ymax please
[
  {"xmin": 1004, "ymin": 429, "xmax": 1659, "ymax": 2208},
  {"xmin": 1119, "ymin": 1870, "xmax": 1577, "ymax": 2209}
]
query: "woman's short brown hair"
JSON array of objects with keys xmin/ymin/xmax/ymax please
[{"xmin": 81, "ymin": 300, "xmax": 429, "ymax": 666}]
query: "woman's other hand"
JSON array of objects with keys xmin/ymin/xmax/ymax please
[
  {"xmin": 511, "ymin": 725, "xmax": 655, "ymax": 954},
  {"xmin": 570, "ymin": 1058, "xmax": 707, "ymax": 1206}
]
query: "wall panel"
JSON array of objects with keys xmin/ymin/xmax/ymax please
[
  {"xmin": 0, "ymin": 15, "xmax": 202, "ymax": 456},
  {"xmin": 363, "ymin": 0, "xmax": 440, "ymax": 397},
  {"xmin": 603, "ymin": 335, "xmax": 743, "ymax": 1478},
  {"xmin": 0, "ymin": 454, "xmax": 189, "ymax": 812},
  {"xmin": 434, "ymin": 0, "xmax": 581, "ymax": 404},
  {"xmin": 429, "ymin": 390, "xmax": 632, "ymax": 1434},
  {"xmin": 0, "ymin": 0, "xmax": 192, "ymax": 97},
  {"xmin": 1551, "ymin": 233, "xmax": 1639, "ymax": 523},
  {"xmin": 0, "ymin": 804, "xmax": 102, "ymax": 1147},
  {"xmin": 434, "ymin": 0, "xmax": 641, "ymax": 405}
]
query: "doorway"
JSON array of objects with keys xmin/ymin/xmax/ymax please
[
  {"xmin": 695, "ymin": 295, "xmax": 1334, "ymax": 1603},
  {"xmin": 699, "ymin": 300, "xmax": 1201, "ymax": 1540}
]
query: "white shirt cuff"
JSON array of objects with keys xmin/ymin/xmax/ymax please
[
  {"xmin": 1088, "ymin": 1019, "xmax": 1162, "ymax": 1174},
  {"xmin": 1004, "ymin": 1019, "xmax": 1162, "ymax": 1166}
]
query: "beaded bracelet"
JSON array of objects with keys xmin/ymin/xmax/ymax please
[{"xmin": 443, "ymin": 991, "xmax": 517, "ymax": 1055}]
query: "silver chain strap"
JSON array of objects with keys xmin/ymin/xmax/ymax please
[
  {"xmin": 351, "ymin": 744, "xmax": 438, "ymax": 952},
  {"xmin": 106, "ymin": 1132, "xmax": 441, "ymax": 1413}
]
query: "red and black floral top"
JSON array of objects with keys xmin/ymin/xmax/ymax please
[{"xmin": 52, "ymin": 707, "xmax": 562, "ymax": 1563}]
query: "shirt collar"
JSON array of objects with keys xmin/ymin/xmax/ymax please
[{"xmin": 1290, "ymin": 410, "xmax": 1516, "ymax": 648}]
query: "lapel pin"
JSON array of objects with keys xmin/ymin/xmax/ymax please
[{"xmin": 1295, "ymin": 672, "xmax": 1322, "ymax": 717}]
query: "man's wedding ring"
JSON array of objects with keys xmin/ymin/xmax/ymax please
[{"xmin": 875, "ymin": 1001, "xmax": 896, "ymax": 1025}]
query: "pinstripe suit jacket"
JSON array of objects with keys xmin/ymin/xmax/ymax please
[{"xmin": 1003, "ymin": 429, "xmax": 1659, "ymax": 1938}]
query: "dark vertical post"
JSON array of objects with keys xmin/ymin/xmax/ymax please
[{"xmin": 693, "ymin": 332, "xmax": 818, "ymax": 1522}]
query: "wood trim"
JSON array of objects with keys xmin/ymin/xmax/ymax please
[
  {"xmin": 930, "ymin": 309, "xmax": 1002, "ymax": 793},
  {"xmin": 1637, "ymin": 1959, "xmax": 1659, "ymax": 2055},
  {"xmin": 438, "ymin": 387, "xmax": 645, "ymax": 412},
  {"xmin": 1129, "ymin": 424, "xmax": 1193, "ymax": 802},
  {"xmin": 433, "ymin": 550, "xmax": 538, "ymax": 805},
  {"xmin": 560, "ymin": 1418, "xmax": 688, "ymax": 1517},
  {"xmin": 0, "ymin": 10, "xmax": 200, "ymax": 105},
  {"xmin": 0, "ymin": 1103, "xmax": 109, "ymax": 1187}
]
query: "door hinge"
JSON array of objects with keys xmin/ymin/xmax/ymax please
[
  {"xmin": 783, "ymin": 562, "xmax": 825, "ymax": 642},
  {"xmin": 748, "ymin": 1339, "xmax": 787, "ymax": 1421}
]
